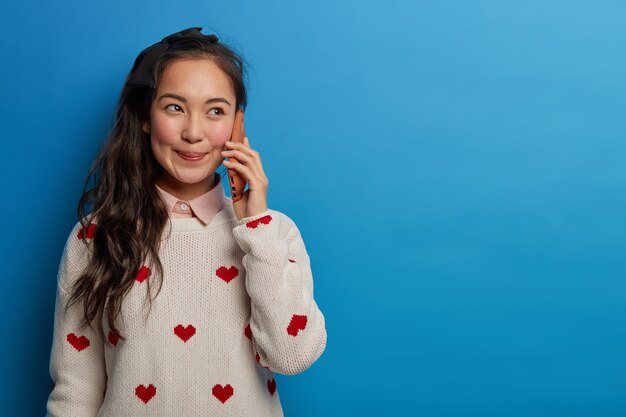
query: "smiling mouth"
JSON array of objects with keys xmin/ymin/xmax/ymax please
[{"xmin": 177, "ymin": 151, "xmax": 207, "ymax": 160}]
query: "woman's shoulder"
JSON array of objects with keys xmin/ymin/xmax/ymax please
[{"xmin": 57, "ymin": 216, "xmax": 97, "ymax": 290}]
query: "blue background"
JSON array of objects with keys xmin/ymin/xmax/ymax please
[{"xmin": 1, "ymin": 1, "xmax": 625, "ymax": 415}]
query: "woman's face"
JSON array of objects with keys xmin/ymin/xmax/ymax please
[{"xmin": 143, "ymin": 58, "xmax": 237, "ymax": 199}]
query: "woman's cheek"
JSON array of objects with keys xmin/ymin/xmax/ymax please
[
  {"xmin": 210, "ymin": 123, "xmax": 234, "ymax": 147},
  {"xmin": 152, "ymin": 119, "xmax": 181, "ymax": 145}
]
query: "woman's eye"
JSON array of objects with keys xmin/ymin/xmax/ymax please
[
  {"xmin": 165, "ymin": 104, "xmax": 182, "ymax": 112},
  {"xmin": 209, "ymin": 108, "xmax": 224, "ymax": 116}
]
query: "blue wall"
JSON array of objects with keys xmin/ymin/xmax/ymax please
[{"xmin": 1, "ymin": 1, "xmax": 625, "ymax": 415}]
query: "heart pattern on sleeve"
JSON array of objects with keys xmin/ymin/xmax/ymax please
[
  {"xmin": 66, "ymin": 333, "xmax": 90, "ymax": 351},
  {"xmin": 245, "ymin": 215, "xmax": 272, "ymax": 229},
  {"xmin": 287, "ymin": 314, "xmax": 308, "ymax": 336},
  {"xmin": 135, "ymin": 266, "xmax": 152, "ymax": 283},
  {"xmin": 76, "ymin": 223, "xmax": 97, "ymax": 240}
]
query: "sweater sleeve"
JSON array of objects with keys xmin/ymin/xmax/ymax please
[
  {"xmin": 232, "ymin": 209, "xmax": 327, "ymax": 375},
  {"xmin": 46, "ymin": 221, "xmax": 107, "ymax": 417}
]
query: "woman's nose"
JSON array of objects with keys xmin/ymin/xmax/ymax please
[{"xmin": 181, "ymin": 115, "xmax": 205, "ymax": 143}]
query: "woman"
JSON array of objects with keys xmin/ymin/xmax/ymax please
[{"xmin": 46, "ymin": 27, "xmax": 327, "ymax": 416}]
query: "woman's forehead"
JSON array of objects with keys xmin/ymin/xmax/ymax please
[{"xmin": 157, "ymin": 59, "xmax": 235, "ymax": 100}]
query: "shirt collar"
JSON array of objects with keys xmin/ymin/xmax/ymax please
[{"xmin": 155, "ymin": 172, "xmax": 230, "ymax": 225}]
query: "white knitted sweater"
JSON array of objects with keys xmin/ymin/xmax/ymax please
[{"xmin": 45, "ymin": 202, "xmax": 327, "ymax": 416}]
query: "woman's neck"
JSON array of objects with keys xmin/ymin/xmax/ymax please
[{"xmin": 155, "ymin": 172, "xmax": 218, "ymax": 201}]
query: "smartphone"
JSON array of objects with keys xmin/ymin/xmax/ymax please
[{"xmin": 227, "ymin": 109, "xmax": 247, "ymax": 202}]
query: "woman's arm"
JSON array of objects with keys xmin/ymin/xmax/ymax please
[
  {"xmin": 46, "ymin": 222, "xmax": 107, "ymax": 417},
  {"xmin": 232, "ymin": 210, "xmax": 327, "ymax": 375}
]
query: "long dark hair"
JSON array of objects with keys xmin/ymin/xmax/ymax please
[{"xmin": 65, "ymin": 33, "xmax": 247, "ymax": 342}]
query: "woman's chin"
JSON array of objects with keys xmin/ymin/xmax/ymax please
[
  {"xmin": 176, "ymin": 175, "xmax": 213, "ymax": 185},
  {"xmin": 185, "ymin": 168, "xmax": 223, "ymax": 183}
]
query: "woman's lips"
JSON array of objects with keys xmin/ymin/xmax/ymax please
[{"xmin": 177, "ymin": 151, "xmax": 207, "ymax": 161}]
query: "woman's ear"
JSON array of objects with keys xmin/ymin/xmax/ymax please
[{"xmin": 142, "ymin": 121, "xmax": 151, "ymax": 134}]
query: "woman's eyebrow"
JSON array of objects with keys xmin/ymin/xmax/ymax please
[{"xmin": 158, "ymin": 93, "xmax": 231, "ymax": 106}]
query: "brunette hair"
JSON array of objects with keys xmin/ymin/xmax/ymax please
[{"xmin": 65, "ymin": 34, "xmax": 247, "ymax": 342}]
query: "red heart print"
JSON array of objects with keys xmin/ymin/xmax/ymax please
[
  {"xmin": 267, "ymin": 378, "xmax": 277, "ymax": 396},
  {"xmin": 212, "ymin": 384, "xmax": 234, "ymax": 403},
  {"xmin": 287, "ymin": 314, "xmax": 308, "ymax": 336},
  {"xmin": 135, "ymin": 384, "xmax": 156, "ymax": 404},
  {"xmin": 76, "ymin": 223, "xmax": 96, "ymax": 240},
  {"xmin": 66, "ymin": 333, "xmax": 90, "ymax": 351},
  {"xmin": 245, "ymin": 215, "xmax": 272, "ymax": 229},
  {"xmin": 244, "ymin": 324, "xmax": 252, "ymax": 340},
  {"xmin": 135, "ymin": 266, "xmax": 151, "ymax": 283},
  {"xmin": 174, "ymin": 324, "xmax": 196, "ymax": 342},
  {"xmin": 216, "ymin": 266, "xmax": 239, "ymax": 283},
  {"xmin": 108, "ymin": 330, "xmax": 120, "ymax": 347}
]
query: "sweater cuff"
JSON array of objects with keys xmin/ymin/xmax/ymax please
[
  {"xmin": 232, "ymin": 210, "xmax": 282, "ymax": 257},
  {"xmin": 235, "ymin": 209, "xmax": 274, "ymax": 228}
]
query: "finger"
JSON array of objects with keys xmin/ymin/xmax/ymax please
[
  {"xmin": 227, "ymin": 138, "xmax": 253, "ymax": 153},
  {"xmin": 223, "ymin": 158, "xmax": 259, "ymax": 184},
  {"xmin": 223, "ymin": 162, "xmax": 263, "ymax": 193},
  {"xmin": 243, "ymin": 137, "xmax": 268, "ymax": 178},
  {"xmin": 239, "ymin": 137, "xmax": 268, "ymax": 180},
  {"xmin": 223, "ymin": 150, "xmax": 253, "ymax": 166},
  {"xmin": 223, "ymin": 149, "xmax": 264, "ymax": 180},
  {"xmin": 224, "ymin": 142, "xmax": 253, "ymax": 160},
  {"xmin": 225, "ymin": 138, "xmax": 268, "ymax": 183}
]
